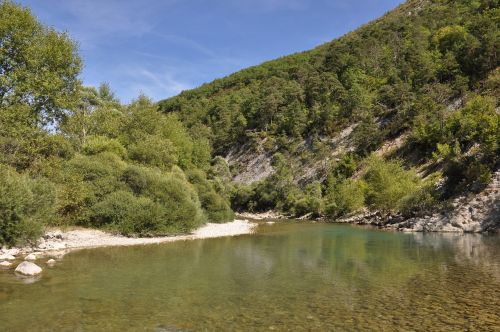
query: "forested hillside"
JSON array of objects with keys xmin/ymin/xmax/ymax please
[
  {"xmin": 1, "ymin": 0, "xmax": 498, "ymax": 246},
  {"xmin": 159, "ymin": 0, "xmax": 499, "ymax": 220},
  {"xmin": 0, "ymin": 1, "xmax": 233, "ymax": 246}
]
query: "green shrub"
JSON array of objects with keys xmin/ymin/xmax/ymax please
[
  {"xmin": 121, "ymin": 165, "xmax": 149, "ymax": 195},
  {"xmin": 301, "ymin": 182, "xmax": 323, "ymax": 217},
  {"xmin": 231, "ymin": 184, "xmax": 255, "ymax": 212},
  {"xmin": 325, "ymin": 178, "xmax": 366, "ymax": 218},
  {"xmin": 128, "ymin": 135, "xmax": 178, "ymax": 170},
  {"xmin": 55, "ymin": 153, "xmax": 127, "ymax": 225},
  {"xmin": 364, "ymin": 156, "xmax": 421, "ymax": 212},
  {"xmin": 399, "ymin": 184, "xmax": 439, "ymax": 218},
  {"xmin": 0, "ymin": 166, "xmax": 55, "ymax": 246},
  {"xmin": 89, "ymin": 191, "xmax": 169, "ymax": 236},
  {"xmin": 187, "ymin": 169, "xmax": 234, "ymax": 223},
  {"xmin": 39, "ymin": 134, "xmax": 75, "ymax": 159},
  {"xmin": 82, "ymin": 135, "xmax": 127, "ymax": 158},
  {"xmin": 142, "ymin": 170, "xmax": 205, "ymax": 232}
]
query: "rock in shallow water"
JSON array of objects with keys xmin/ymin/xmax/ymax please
[
  {"xmin": 15, "ymin": 261, "xmax": 42, "ymax": 276},
  {"xmin": 0, "ymin": 261, "xmax": 12, "ymax": 267},
  {"xmin": 47, "ymin": 259, "xmax": 56, "ymax": 265},
  {"xmin": 24, "ymin": 253, "xmax": 37, "ymax": 260},
  {"xmin": 0, "ymin": 254, "xmax": 16, "ymax": 260}
]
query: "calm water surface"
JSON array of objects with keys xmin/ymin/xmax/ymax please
[{"xmin": 0, "ymin": 222, "xmax": 499, "ymax": 331}]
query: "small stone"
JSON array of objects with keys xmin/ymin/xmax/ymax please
[
  {"xmin": 0, "ymin": 261, "xmax": 12, "ymax": 267},
  {"xmin": 15, "ymin": 261, "xmax": 42, "ymax": 276},
  {"xmin": 0, "ymin": 254, "xmax": 16, "ymax": 260},
  {"xmin": 47, "ymin": 259, "xmax": 56, "ymax": 265},
  {"xmin": 25, "ymin": 253, "xmax": 37, "ymax": 261}
]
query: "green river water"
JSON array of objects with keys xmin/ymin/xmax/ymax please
[{"xmin": 0, "ymin": 222, "xmax": 499, "ymax": 331}]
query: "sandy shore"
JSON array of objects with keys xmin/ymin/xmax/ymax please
[{"xmin": 3, "ymin": 220, "xmax": 256, "ymax": 258}]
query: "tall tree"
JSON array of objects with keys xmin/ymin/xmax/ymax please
[{"xmin": 0, "ymin": 0, "xmax": 81, "ymax": 126}]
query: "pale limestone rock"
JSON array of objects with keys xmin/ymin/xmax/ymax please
[
  {"xmin": 25, "ymin": 253, "xmax": 37, "ymax": 261},
  {"xmin": 0, "ymin": 254, "xmax": 16, "ymax": 260},
  {"xmin": 15, "ymin": 261, "xmax": 42, "ymax": 276},
  {"xmin": 5, "ymin": 248, "xmax": 20, "ymax": 256},
  {"xmin": 0, "ymin": 261, "xmax": 12, "ymax": 267}
]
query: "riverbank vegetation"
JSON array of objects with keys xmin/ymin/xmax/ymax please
[
  {"xmin": 0, "ymin": 1, "xmax": 232, "ymax": 245},
  {"xmin": 1, "ymin": 0, "xmax": 499, "ymax": 245}
]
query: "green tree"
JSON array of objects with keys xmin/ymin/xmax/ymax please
[{"xmin": 0, "ymin": 0, "xmax": 81, "ymax": 125}]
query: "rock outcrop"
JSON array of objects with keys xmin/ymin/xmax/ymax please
[{"xmin": 394, "ymin": 171, "xmax": 500, "ymax": 233}]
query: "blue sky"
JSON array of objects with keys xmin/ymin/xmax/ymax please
[{"xmin": 19, "ymin": 0, "xmax": 403, "ymax": 103}]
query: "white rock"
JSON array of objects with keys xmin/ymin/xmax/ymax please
[
  {"xmin": 25, "ymin": 253, "xmax": 37, "ymax": 260},
  {"xmin": 47, "ymin": 259, "xmax": 56, "ymax": 265},
  {"xmin": 15, "ymin": 261, "xmax": 42, "ymax": 276},
  {"xmin": 5, "ymin": 248, "xmax": 20, "ymax": 256},
  {"xmin": 0, "ymin": 261, "xmax": 12, "ymax": 267},
  {"xmin": 266, "ymin": 221, "xmax": 275, "ymax": 225},
  {"xmin": 0, "ymin": 254, "xmax": 16, "ymax": 260}
]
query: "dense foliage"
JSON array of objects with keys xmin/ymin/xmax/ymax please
[
  {"xmin": 1, "ymin": 0, "xmax": 499, "ymax": 245},
  {"xmin": 0, "ymin": 1, "xmax": 232, "ymax": 245},
  {"xmin": 159, "ymin": 0, "xmax": 499, "ymax": 218}
]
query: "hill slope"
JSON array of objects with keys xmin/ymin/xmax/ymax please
[{"xmin": 158, "ymin": 0, "xmax": 499, "ymax": 230}]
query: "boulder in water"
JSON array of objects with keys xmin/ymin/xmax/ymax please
[
  {"xmin": 0, "ymin": 261, "xmax": 12, "ymax": 267},
  {"xmin": 15, "ymin": 261, "xmax": 42, "ymax": 276},
  {"xmin": 24, "ymin": 253, "xmax": 37, "ymax": 260},
  {"xmin": 0, "ymin": 254, "xmax": 16, "ymax": 260}
]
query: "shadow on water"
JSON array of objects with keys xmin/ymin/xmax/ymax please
[{"xmin": 0, "ymin": 222, "xmax": 498, "ymax": 331}]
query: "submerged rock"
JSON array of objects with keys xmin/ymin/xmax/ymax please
[
  {"xmin": 47, "ymin": 259, "xmax": 56, "ymax": 265},
  {"xmin": 15, "ymin": 261, "xmax": 42, "ymax": 276},
  {"xmin": 0, "ymin": 261, "xmax": 12, "ymax": 267}
]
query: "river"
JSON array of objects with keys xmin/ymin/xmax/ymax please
[{"xmin": 0, "ymin": 222, "xmax": 499, "ymax": 331}]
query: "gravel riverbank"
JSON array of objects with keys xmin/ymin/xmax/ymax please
[{"xmin": 2, "ymin": 220, "xmax": 257, "ymax": 259}]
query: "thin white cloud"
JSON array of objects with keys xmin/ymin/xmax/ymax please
[
  {"xmin": 151, "ymin": 33, "xmax": 218, "ymax": 58},
  {"xmin": 139, "ymin": 69, "xmax": 191, "ymax": 95},
  {"xmin": 118, "ymin": 67, "xmax": 192, "ymax": 101},
  {"xmin": 38, "ymin": 0, "xmax": 178, "ymax": 49}
]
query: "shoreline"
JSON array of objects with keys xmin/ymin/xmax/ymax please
[
  {"xmin": 3, "ymin": 219, "xmax": 257, "ymax": 259},
  {"xmin": 236, "ymin": 211, "xmax": 287, "ymax": 220}
]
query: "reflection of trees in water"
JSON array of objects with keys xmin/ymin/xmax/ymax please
[
  {"xmin": 409, "ymin": 232, "xmax": 500, "ymax": 280},
  {"xmin": 0, "ymin": 226, "xmax": 498, "ymax": 331}
]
